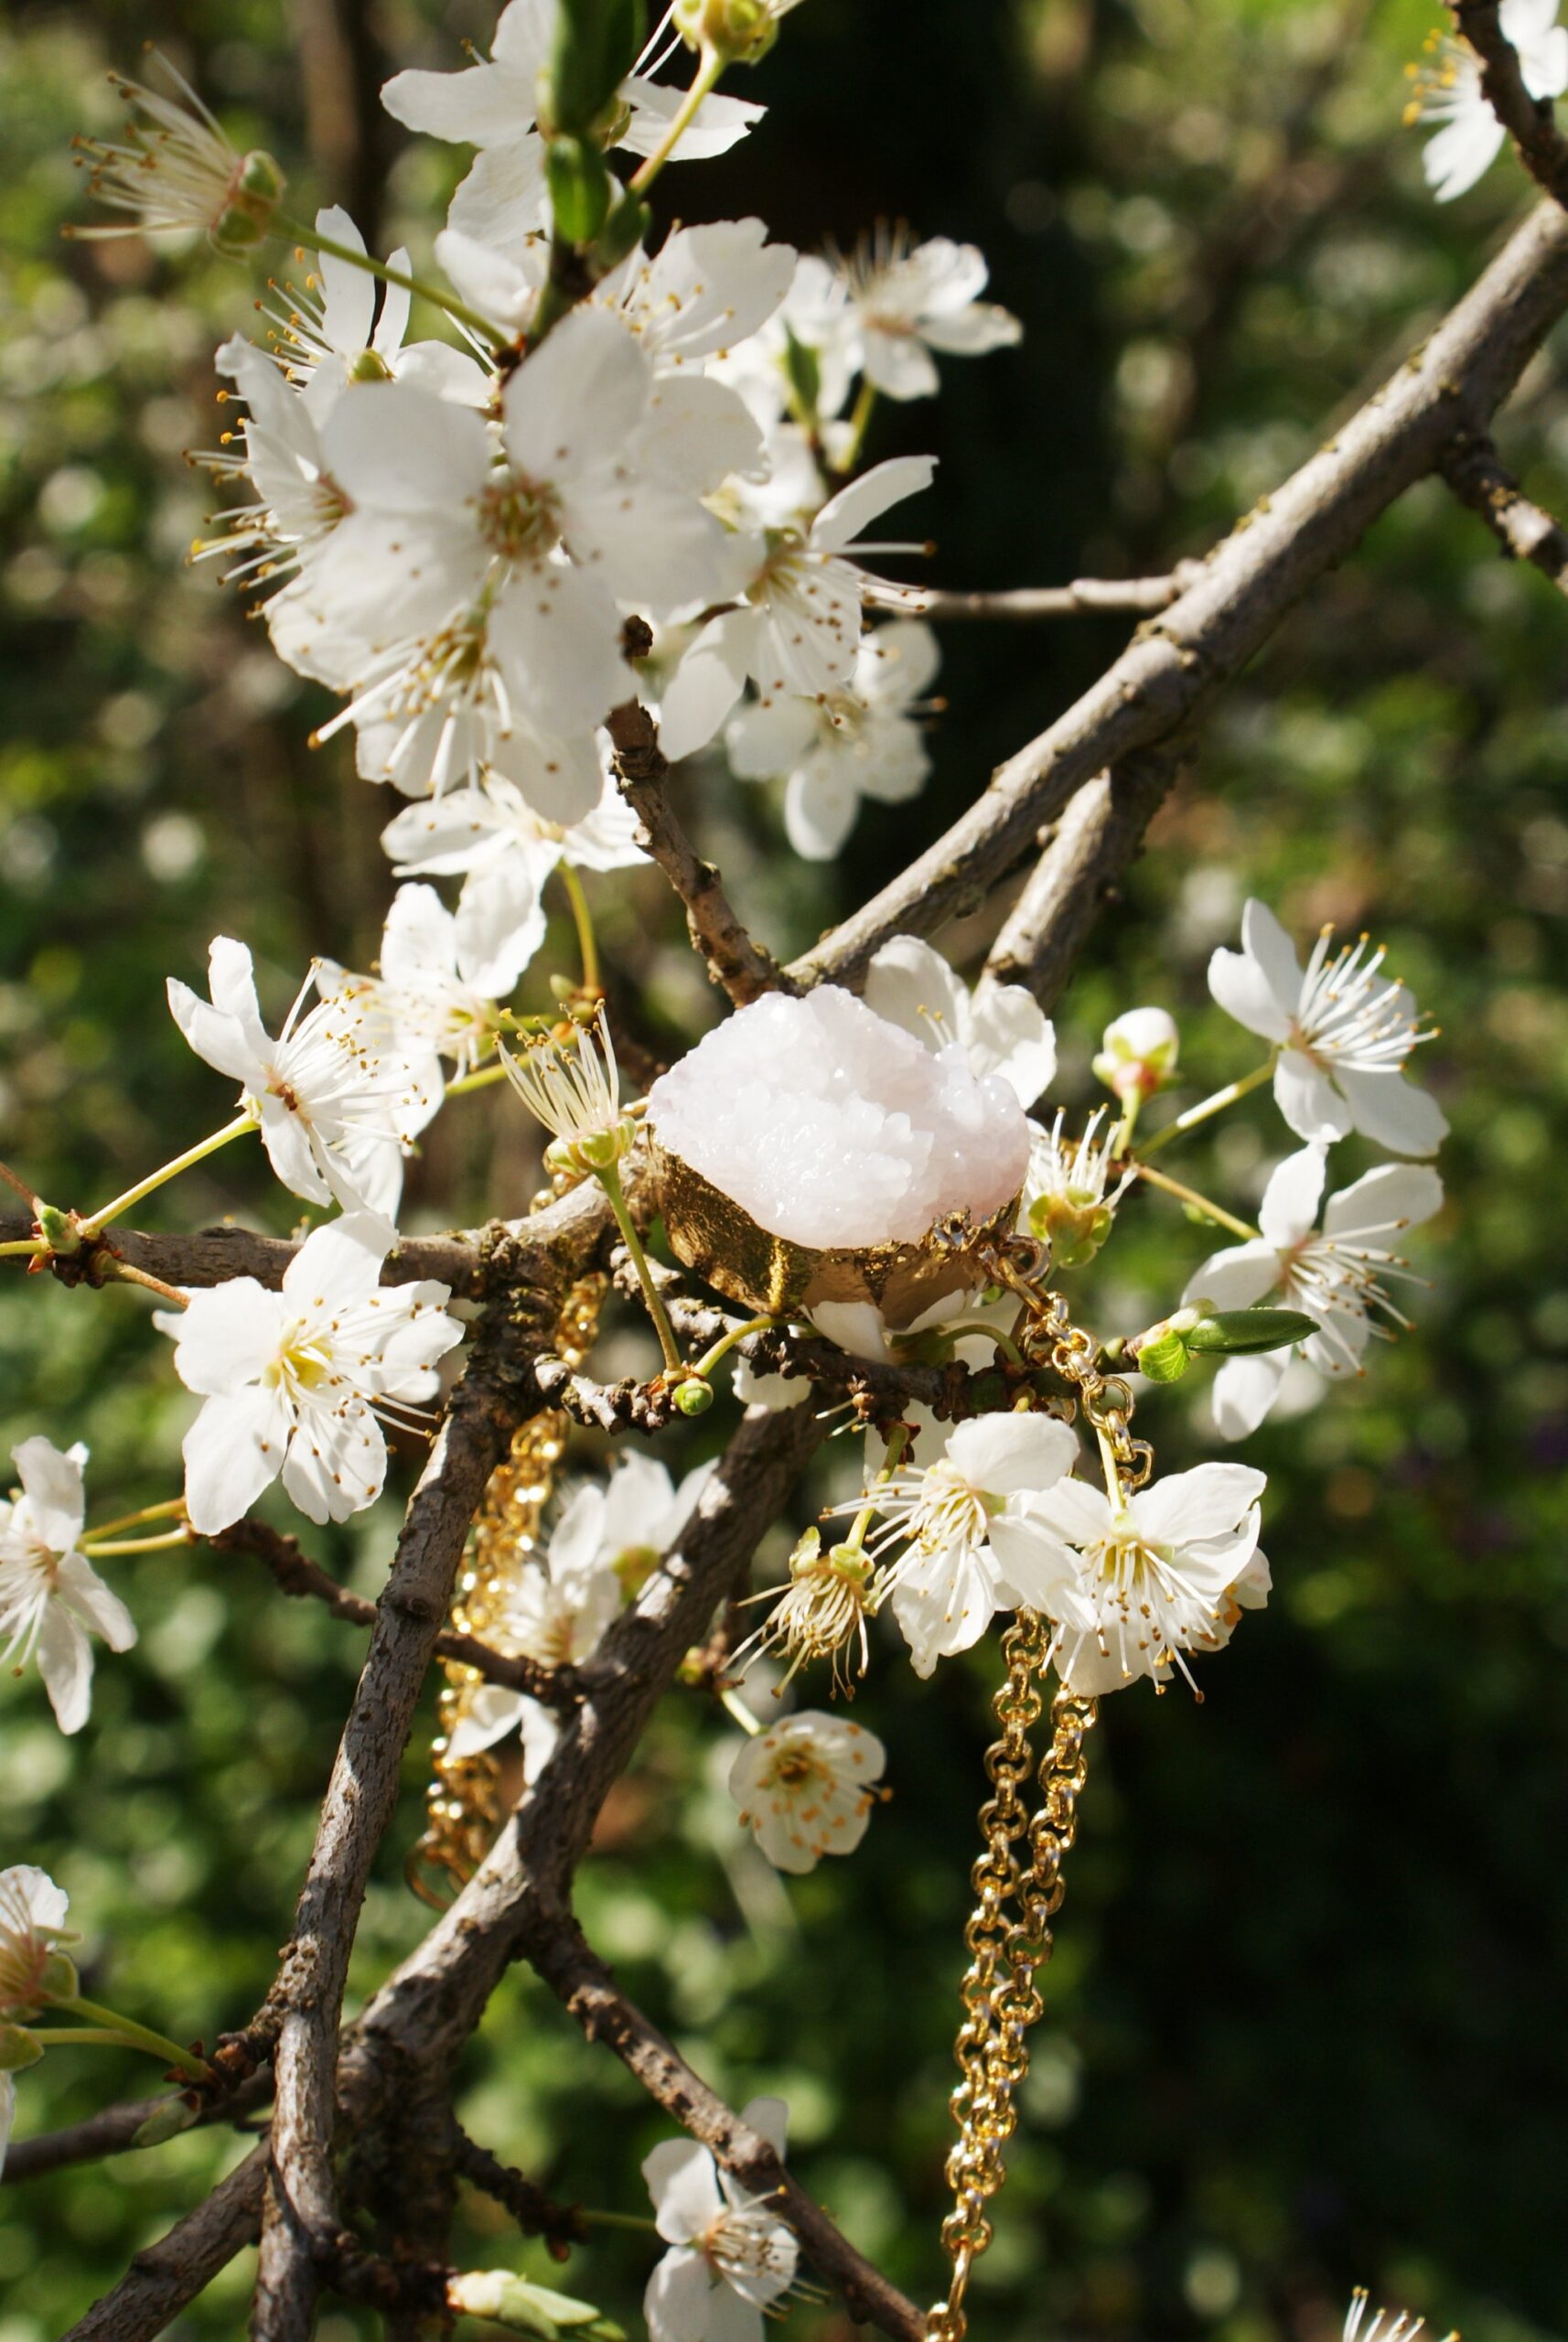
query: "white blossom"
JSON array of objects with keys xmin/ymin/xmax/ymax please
[
  {"xmin": 1009, "ymin": 1463, "xmax": 1269, "ymax": 1696},
  {"xmin": 0, "ymin": 1441, "xmax": 134, "ymax": 1735},
  {"xmin": 836, "ymin": 227, "xmax": 1021, "ymax": 401},
  {"xmin": 1093, "ymin": 1006, "xmax": 1179, "ymax": 1101},
  {"xmin": 863, "ymin": 929, "xmax": 1056, "ymax": 1107},
  {"xmin": 729, "ymin": 1711, "xmax": 886, "ymax": 1873},
  {"xmin": 1208, "ymin": 898, "xmax": 1446, "ymax": 1155},
  {"xmin": 160, "ymin": 1213, "xmax": 463, "ymax": 1533},
  {"xmin": 320, "ymin": 885, "xmax": 507, "ymax": 1075},
  {"xmin": 725, "ymin": 621, "xmax": 940, "ymax": 860},
  {"xmin": 168, "ymin": 937, "xmax": 442, "ymax": 1217},
  {"xmin": 199, "ymin": 335, "xmax": 351, "ymax": 618},
  {"xmin": 307, "ymin": 312, "xmax": 738, "ymax": 742},
  {"xmin": 643, "ymin": 2098, "xmax": 799, "ymax": 2342},
  {"xmin": 0, "ymin": 1865, "xmax": 73, "ymax": 2021},
  {"xmin": 270, "ymin": 206, "xmax": 491, "ymax": 421},
  {"xmin": 381, "ymin": 764, "xmax": 644, "ymax": 995},
  {"xmin": 1412, "ymin": 1, "xmax": 1568, "ymax": 201},
  {"xmin": 1022, "ymin": 1108, "xmax": 1133, "ymax": 1267},
  {"xmin": 71, "ymin": 57, "xmax": 284, "ymax": 252},
  {"xmin": 1344, "ymin": 2286, "xmax": 1455, "ymax": 2342},
  {"xmin": 1187, "ymin": 1145, "xmax": 1444, "ymax": 1439},
  {"xmin": 502, "ymin": 1004, "xmax": 633, "ymax": 1170},
  {"xmin": 837, "ymin": 1412, "xmax": 1079, "ymax": 1677},
  {"xmin": 657, "ymin": 456, "xmax": 938, "ymax": 758}
]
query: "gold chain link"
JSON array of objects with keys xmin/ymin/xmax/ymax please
[{"xmin": 405, "ymin": 1272, "xmax": 605, "ymax": 1907}]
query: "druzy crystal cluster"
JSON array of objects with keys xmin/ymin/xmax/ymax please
[{"xmin": 645, "ymin": 987, "xmax": 1031, "ymax": 1248}]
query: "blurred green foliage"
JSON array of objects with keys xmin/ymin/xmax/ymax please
[{"xmin": 1, "ymin": 1, "xmax": 1566, "ymax": 2338}]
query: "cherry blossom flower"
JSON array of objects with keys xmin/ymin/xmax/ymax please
[
  {"xmin": 71, "ymin": 57, "xmax": 285, "ymax": 253},
  {"xmin": 270, "ymin": 207, "xmax": 491, "ymax": 421},
  {"xmin": 0, "ymin": 1441, "xmax": 134, "ymax": 1735},
  {"xmin": 1412, "ymin": 1, "xmax": 1568, "ymax": 201},
  {"xmin": 1208, "ymin": 899, "xmax": 1445, "ymax": 1155},
  {"xmin": 1186, "ymin": 1145, "xmax": 1444, "ymax": 1439},
  {"xmin": 199, "ymin": 335, "xmax": 351, "ymax": 615},
  {"xmin": 657, "ymin": 456, "xmax": 938, "ymax": 758},
  {"xmin": 503, "ymin": 1004, "xmax": 635, "ymax": 1173},
  {"xmin": 1093, "ymin": 1006, "xmax": 1179, "ymax": 1101},
  {"xmin": 320, "ymin": 885, "xmax": 507, "ymax": 1075},
  {"xmin": 836, "ymin": 227, "xmax": 1021, "ymax": 401},
  {"xmin": 309, "ymin": 313, "xmax": 738, "ymax": 740},
  {"xmin": 381, "ymin": 766, "xmax": 644, "ymax": 994},
  {"xmin": 643, "ymin": 2098, "xmax": 799, "ymax": 2342},
  {"xmin": 1010, "ymin": 1463, "xmax": 1269, "ymax": 1696},
  {"xmin": 728, "ymin": 1711, "xmax": 886, "ymax": 1873},
  {"xmin": 159, "ymin": 1213, "xmax": 463, "ymax": 1533},
  {"xmin": 725, "ymin": 620, "xmax": 940, "ymax": 860},
  {"xmin": 838, "ymin": 1413, "xmax": 1079, "ymax": 1677},
  {"xmin": 1023, "ymin": 1108, "xmax": 1133, "ymax": 1268},
  {"xmin": 863, "ymin": 930, "xmax": 1057, "ymax": 1108},
  {"xmin": 0, "ymin": 1864, "xmax": 74, "ymax": 2176},
  {"xmin": 168, "ymin": 936, "xmax": 442, "ymax": 1216}
]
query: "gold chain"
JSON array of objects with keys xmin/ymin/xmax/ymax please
[
  {"xmin": 926, "ymin": 1233, "xmax": 1146, "ymax": 2337},
  {"xmin": 405, "ymin": 1272, "xmax": 606, "ymax": 1907}
]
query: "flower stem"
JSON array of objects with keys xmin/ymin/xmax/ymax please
[
  {"xmin": 719, "ymin": 1685, "xmax": 765, "ymax": 1736},
  {"xmin": 49, "ymin": 1996, "xmax": 212, "ymax": 2083},
  {"xmin": 0, "ymin": 1239, "xmax": 45, "ymax": 1258},
  {"xmin": 693, "ymin": 1314, "xmax": 780, "ymax": 1380},
  {"xmin": 82, "ymin": 1499, "xmax": 188, "ymax": 1540},
  {"xmin": 935, "ymin": 1318, "xmax": 1025, "ymax": 1367},
  {"xmin": 596, "ymin": 1160, "xmax": 684, "ymax": 1377},
  {"xmin": 628, "ymin": 49, "xmax": 726, "ymax": 193},
  {"xmin": 82, "ymin": 1528, "xmax": 193, "ymax": 1557},
  {"xmin": 446, "ymin": 1060, "xmax": 509, "ymax": 1098},
  {"xmin": 278, "ymin": 218, "xmax": 508, "ymax": 348},
  {"xmin": 576, "ymin": 2209, "xmax": 660, "ymax": 2235},
  {"xmin": 1110, "ymin": 1090, "xmax": 1143, "ymax": 1157},
  {"xmin": 0, "ymin": 1157, "xmax": 39, "ymax": 1207},
  {"xmin": 1134, "ymin": 1161, "xmax": 1259, "ymax": 1241},
  {"xmin": 834, "ymin": 379, "xmax": 879, "ymax": 476},
  {"xmin": 1137, "ymin": 1058, "xmax": 1275, "ymax": 1157},
  {"xmin": 846, "ymin": 1424, "xmax": 910, "ymax": 1551},
  {"xmin": 79, "ymin": 1112, "xmax": 257, "ymax": 1237},
  {"xmin": 559, "ymin": 865, "xmax": 601, "ymax": 995}
]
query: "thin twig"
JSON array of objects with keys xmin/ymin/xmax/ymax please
[
  {"xmin": 60, "ymin": 2143, "xmax": 268, "ymax": 2342},
  {"xmin": 865, "ymin": 567, "xmax": 1199, "ymax": 621},
  {"xmin": 1440, "ymin": 429, "xmax": 1568, "ymax": 593},
  {"xmin": 1451, "ymin": 2, "xmax": 1568, "ymax": 205},
  {"xmin": 606, "ymin": 693, "xmax": 791, "ymax": 1006}
]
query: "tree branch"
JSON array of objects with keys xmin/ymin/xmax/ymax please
[
  {"xmin": 61, "ymin": 2143, "xmax": 268, "ymax": 2342},
  {"xmin": 1451, "ymin": 2, "xmax": 1568, "ymax": 204},
  {"xmin": 606, "ymin": 695, "xmax": 792, "ymax": 1006},
  {"xmin": 866, "ymin": 567, "xmax": 1199, "ymax": 621},
  {"xmin": 789, "ymin": 197, "xmax": 1568, "ymax": 989},
  {"xmin": 526, "ymin": 1909, "xmax": 925, "ymax": 2342},
  {"xmin": 976, "ymin": 743, "xmax": 1194, "ymax": 1010},
  {"xmin": 1439, "ymin": 429, "xmax": 1568, "ymax": 593}
]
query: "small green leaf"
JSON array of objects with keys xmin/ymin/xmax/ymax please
[
  {"xmin": 546, "ymin": 135, "xmax": 613, "ymax": 245},
  {"xmin": 781, "ymin": 324, "xmax": 821, "ymax": 422},
  {"xmin": 1133, "ymin": 1327, "xmax": 1191, "ymax": 1384},
  {"xmin": 548, "ymin": 0, "xmax": 643, "ymax": 139},
  {"xmin": 132, "ymin": 2094, "xmax": 201, "ymax": 2146},
  {"xmin": 449, "ymin": 2271, "xmax": 626, "ymax": 2341},
  {"xmin": 1186, "ymin": 1309, "xmax": 1318, "ymax": 1356}
]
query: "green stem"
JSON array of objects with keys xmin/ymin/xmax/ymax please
[
  {"xmin": 833, "ymin": 379, "xmax": 879, "ymax": 476},
  {"xmin": 1110, "ymin": 1089, "xmax": 1144, "ymax": 1157},
  {"xmin": 846, "ymin": 1423, "xmax": 910, "ymax": 1551},
  {"xmin": 628, "ymin": 49, "xmax": 726, "ymax": 194},
  {"xmin": 0, "ymin": 1239, "xmax": 45, "ymax": 1258},
  {"xmin": 49, "ymin": 1996, "xmax": 211, "ymax": 2083},
  {"xmin": 596, "ymin": 1160, "xmax": 683, "ymax": 1377},
  {"xmin": 446, "ymin": 1060, "xmax": 508, "ymax": 1099},
  {"xmin": 80, "ymin": 1113, "xmax": 256, "ymax": 1237},
  {"xmin": 82, "ymin": 1528, "xmax": 193, "ymax": 1557},
  {"xmin": 693, "ymin": 1314, "xmax": 780, "ymax": 1380},
  {"xmin": 559, "ymin": 866, "xmax": 601, "ymax": 994},
  {"xmin": 279, "ymin": 218, "xmax": 508, "ymax": 348},
  {"xmin": 934, "ymin": 1318, "xmax": 1025, "ymax": 1367},
  {"xmin": 576, "ymin": 2209, "xmax": 660, "ymax": 2235},
  {"xmin": 82, "ymin": 1499, "xmax": 188, "ymax": 1540},
  {"xmin": 1138, "ymin": 1058, "xmax": 1275, "ymax": 1157},
  {"xmin": 1135, "ymin": 1161, "xmax": 1259, "ymax": 1241},
  {"xmin": 719, "ymin": 1685, "xmax": 765, "ymax": 1736}
]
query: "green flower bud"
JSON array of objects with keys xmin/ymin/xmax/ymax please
[
  {"xmin": 447, "ymin": 2271, "xmax": 626, "ymax": 2341},
  {"xmin": 132, "ymin": 2094, "xmax": 201, "ymax": 2147},
  {"xmin": 672, "ymin": 1375, "xmax": 714, "ymax": 1416},
  {"xmin": 546, "ymin": 0, "xmax": 643, "ymax": 137},
  {"xmin": 672, "ymin": 0, "xmax": 781, "ymax": 64},
  {"xmin": 35, "ymin": 1203, "xmax": 81, "ymax": 1255},
  {"xmin": 0, "ymin": 2023, "xmax": 43, "ymax": 2074},
  {"xmin": 547, "ymin": 134, "xmax": 613, "ymax": 244},
  {"xmin": 1185, "ymin": 1308, "xmax": 1319, "ymax": 1357}
]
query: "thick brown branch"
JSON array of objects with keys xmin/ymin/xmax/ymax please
[
  {"xmin": 1440, "ymin": 429, "xmax": 1568, "ymax": 592},
  {"xmin": 213, "ymin": 1518, "xmax": 578, "ymax": 1707},
  {"xmin": 606, "ymin": 696, "xmax": 791, "ymax": 1006},
  {"xmin": 790, "ymin": 198, "xmax": 1568, "ymax": 988},
  {"xmin": 0, "ymin": 1212, "xmax": 484, "ymax": 1295},
  {"xmin": 1451, "ymin": 2, "xmax": 1568, "ymax": 204},
  {"xmin": 61, "ymin": 2143, "xmax": 267, "ymax": 2342},
  {"xmin": 447, "ymin": 2122, "xmax": 587, "ymax": 2253},
  {"xmin": 867, "ymin": 567, "xmax": 1198, "ymax": 621},
  {"xmin": 527, "ymin": 1912, "xmax": 924, "ymax": 2342},
  {"xmin": 976, "ymin": 744, "xmax": 1194, "ymax": 1010}
]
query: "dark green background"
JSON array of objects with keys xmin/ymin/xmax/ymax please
[{"xmin": 1, "ymin": 2, "xmax": 1564, "ymax": 2337}]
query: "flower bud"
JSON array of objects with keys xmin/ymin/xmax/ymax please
[
  {"xmin": 672, "ymin": 0, "xmax": 782, "ymax": 65},
  {"xmin": 0, "ymin": 2023, "xmax": 43, "ymax": 2074},
  {"xmin": 447, "ymin": 2271, "xmax": 626, "ymax": 2341},
  {"xmin": 672, "ymin": 1375, "xmax": 714, "ymax": 1416},
  {"xmin": 1184, "ymin": 1307, "xmax": 1318, "ymax": 1356},
  {"xmin": 35, "ymin": 1203, "xmax": 81, "ymax": 1256},
  {"xmin": 546, "ymin": 134, "xmax": 613, "ymax": 243},
  {"xmin": 1092, "ymin": 1006, "xmax": 1180, "ymax": 1102}
]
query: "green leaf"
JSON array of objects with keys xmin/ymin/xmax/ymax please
[
  {"xmin": 548, "ymin": 0, "xmax": 643, "ymax": 138},
  {"xmin": 449, "ymin": 2272, "xmax": 626, "ymax": 2340},
  {"xmin": 781, "ymin": 324, "xmax": 821, "ymax": 422},
  {"xmin": 1186, "ymin": 1309, "xmax": 1318, "ymax": 1357}
]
